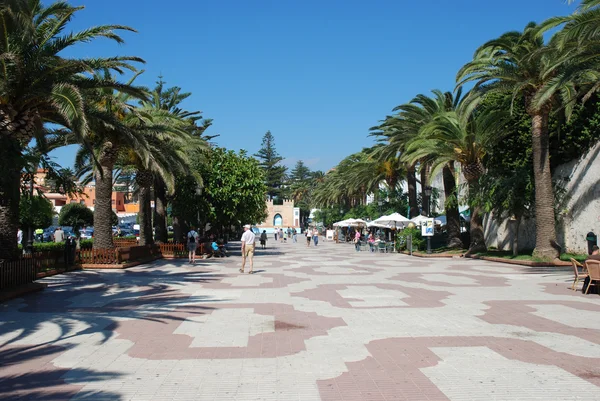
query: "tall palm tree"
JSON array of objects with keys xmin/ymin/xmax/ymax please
[
  {"xmin": 124, "ymin": 110, "xmax": 205, "ymax": 246},
  {"xmin": 403, "ymin": 99, "xmax": 504, "ymax": 254},
  {"xmin": 139, "ymin": 78, "xmax": 211, "ymax": 243},
  {"xmin": 456, "ymin": 22, "xmax": 581, "ymax": 259},
  {"xmin": 373, "ymin": 90, "xmax": 464, "ymax": 248},
  {"xmin": 0, "ymin": 0, "xmax": 141, "ymax": 260},
  {"xmin": 75, "ymin": 74, "xmax": 150, "ymax": 250}
]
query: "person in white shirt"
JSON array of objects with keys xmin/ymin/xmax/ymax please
[
  {"xmin": 240, "ymin": 224, "xmax": 256, "ymax": 274},
  {"xmin": 17, "ymin": 228, "xmax": 23, "ymax": 246}
]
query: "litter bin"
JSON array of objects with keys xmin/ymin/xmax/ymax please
[{"xmin": 586, "ymin": 231, "xmax": 598, "ymax": 255}]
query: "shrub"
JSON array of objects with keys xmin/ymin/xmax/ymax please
[
  {"xmin": 79, "ymin": 239, "xmax": 94, "ymax": 249},
  {"xmin": 396, "ymin": 227, "xmax": 425, "ymax": 251}
]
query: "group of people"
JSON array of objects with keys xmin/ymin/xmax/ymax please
[
  {"xmin": 186, "ymin": 228, "xmax": 228, "ymax": 264},
  {"xmin": 305, "ymin": 227, "xmax": 320, "ymax": 247},
  {"xmin": 272, "ymin": 227, "xmax": 298, "ymax": 243}
]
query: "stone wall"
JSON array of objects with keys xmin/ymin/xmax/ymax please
[{"xmin": 484, "ymin": 141, "xmax": 600, "ymax": 254}]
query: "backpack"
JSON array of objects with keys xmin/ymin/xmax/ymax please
[{"xmin": 188, "ymin": 231, "xmax": 196, "ymax": 243}]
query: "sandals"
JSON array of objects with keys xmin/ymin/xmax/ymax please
[
  {"xmin": 239, "ymin": 268, "xmax": 244, "ymax": 273},
  {"xmin": 248, "ymin": 271, "xmax": 254, "ymax": 274}
]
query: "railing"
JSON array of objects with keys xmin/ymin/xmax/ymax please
[
  {"xmin": 0, "ymin": 258, "xmax": 36, "ymax": 291},
  {"xmin": 77, "ymin": 248, "xmax": 118, "ymax": 265},
  {"xmin": 24, "ymin": 250, "xmax": 65, "ymax": 271},
  {"xmin": 159, "ymin": 243, "xmax": 187, "ymax": 258},
  {"xmin": 1, "ymin": 242, "xmax": 202, "ymax": 291},
  {"xmin": 114, "ymin": 238, "xmax": 138, "ymax": 248}
]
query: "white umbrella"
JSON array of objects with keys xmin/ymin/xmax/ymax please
[
  {"xmin": 411, "ymin": 215, "xmax": 442, "ymax": 225},
  {"xmin": 374, "ymin": 212, "xmax": 411, "ymax": 229},
  {"xmin": 333, "ymin": 219, "xmax": 349, "ymax": 227},
  {"xmin": 367, "ymin": 221, "xmax": 389, "ymax": 228}
]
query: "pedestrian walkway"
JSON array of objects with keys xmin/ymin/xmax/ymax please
[{"xmin": 2, "ymin": 239, "xmax": 600, "ymax": 400}]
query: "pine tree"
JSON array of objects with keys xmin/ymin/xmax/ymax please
[
  {"xmin": 254, "ymin": 131, "xmax": 287, "ymax": 199},
  {"xmin": 289, "ymin": 160, "xmax": 311, "ymax": 182}
]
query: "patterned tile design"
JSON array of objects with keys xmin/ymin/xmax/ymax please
[{"xmin": 1, "ymin": 240, "xmax": 600, "ymax": 400}]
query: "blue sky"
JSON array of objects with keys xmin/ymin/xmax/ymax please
[{"xmin": 49, "ymin": 0, "xmax": 580, "ymax": 172}]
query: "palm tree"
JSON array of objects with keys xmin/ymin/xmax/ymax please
[
  {"xmin": 456, "ymin": 22, "xmax": 581, "ymax": 259},
  {"xmin": 0, "ymin": 0, "xmax": 141, "ymax": 260},
  {"xmin": 373, "ymin": 90, "xmax": 464, "ymax": 248},
  {"xmin": 403, "ymin": 98, "xmax": 504, "ymax": 254},
  {"xmin": 139, "ymin": 78, "xmax": 211, "ymax": 243},
  {"xmin": 75, "ymin": 74, "xmax": 150, "ymax": 250}
]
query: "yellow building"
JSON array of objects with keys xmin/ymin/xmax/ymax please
[{"xmin": 257, "ymin": 199, "xmax": 300, "ymax": 231}]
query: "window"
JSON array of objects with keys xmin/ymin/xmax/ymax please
[
  {"xmin": 93, "ymin": 200, "xmax": 95, "ymax": 205},
  {"xmin": 112, "ymin": 199, "xmax": 115, "ymax": 205},
  {"xmin": 70, "ymin": 200, "xmax": 77, "ymax": 204},
  {"xmin": 118, "ymin": 200, "xmax": 121, "ymax": 205},
  {"xmin": 80, "ymin": 200, "xmax": 85, "ymax": 205}
]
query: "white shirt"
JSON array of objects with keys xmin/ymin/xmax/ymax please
[
  {"xmin": 17, "ymin": 229, "xmax": 23, "ymax": 244},
  {"xmin": 241, "ymin": 230, "xmax": 256, "ymax": 246}
]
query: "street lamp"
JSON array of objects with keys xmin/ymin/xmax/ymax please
[
  {"xmin": 195, "ymin": 187, "xmax": 202, "ymax": 230},
  {"xmin": 424, "ymin": 186, "xmax": 432, "ymax": 254},
  {"xmin": 378, "ymin": 199, "xmax": 383, "ymax": 215}
]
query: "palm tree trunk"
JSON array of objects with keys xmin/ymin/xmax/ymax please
[
  {"xmin": 173, "ymin": 215, "xmax": 183, "ymax": 243},
  {"xmin": 154, "ymin": 176, "xmax": 168, "ymax": 243},
  {"xmin": 407, "ymin": 163, "xmax": 419, "ymax": 218},
  {"xmin": 512, "ymin": 216, "xmax": 521, "ymax": 257},
  {"xmin": 136, "ymin": 169, "xmax": 154, "ymax": 246},
  {"xmin": 93, "ymin": 150, "xmax": 116, "ymax": 250},
  {"xmin": 465, "ymin": 178, "xmax": 486, "ymax": 255},
  {"xmin": 531, "ymin": 111, "xmax": 559, "ymax": 260},
  {"xmin": 420, "ymin": 163, "xmax": 430, "ymax": 216},
  {"xmin": 0, "ymin": 137, "xmax": 22, "ymax": 261},
  {"xmin": 443, "ymin": 163, "xmax": 463, "ymax": 249}
]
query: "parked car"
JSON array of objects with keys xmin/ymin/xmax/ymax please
[{"xmin": 79, "ymin": 228, "xmax": 94, "ymax": 239}]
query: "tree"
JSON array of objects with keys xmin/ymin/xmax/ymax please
[
  {"xmin": 19, "ymin": 195, "xmax": 54, "ymax": 237},
  {"xmin": 58, "ymin": 203, "xmax": 94, "ymax": 236},
  {"xmin": 199, "ymin": 148, "xmax": 268, "ymax": 233},
  {"xmin": 456, "ymin": 22, "xmax": 581, "ymax": 259},
  {"xmin": 0, "ymin": 0, "xmax": 141, "ymax": 260},
  {"xmin": 254, "ymin": 131, "xmax": 287, "ymax": 200},
  {"xmin": 403, "ymin": 94, "xmax": 505, "ymax": 254},
  {"xmin": 73, "ymin": 71, "xmax": 150, "ymax": 250},
  {"xmin": 139, "ymin": 77, "xmax": 211, "ymax": 243}
]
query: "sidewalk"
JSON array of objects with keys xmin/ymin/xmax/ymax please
[{"xmin": 1, "ymin": 239, "xmax": 600, "ymax": 400}]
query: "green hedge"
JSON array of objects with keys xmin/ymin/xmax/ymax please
[{"xmin": 18, "ymin": 242, "xmax": 66, "ymax": 252}]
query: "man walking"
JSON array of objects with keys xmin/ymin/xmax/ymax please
[
  {"xmin": 187, "ymin": 228, "xmax": 199, "ymax": 264},
  {"xmin": 240, "ymin": 224, "xmax": 256, "ymax": 274},
  {"xmin": 54, "ymin": 227, "xmax": 65, "ymax": 243},
  {"xmin": 292, "ymin": 227, "xmax": 297, "ymax": 243}
]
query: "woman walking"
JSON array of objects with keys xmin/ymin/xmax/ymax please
[
  {"xmin": 354, "ymin": 230, "xmax": 361, "ymax": 252},
  {"xmin": 306, "ymin": 228, "xmax": 312, "ymax": 247},
  {"xmin": 313, "ymin": 227, "xmax": 319, "ymax": 246},
  {"xmin": 260, "ymin": 230, "xmax": 267, "ymax": 249}
]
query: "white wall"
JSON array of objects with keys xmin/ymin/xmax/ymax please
[{"xmin": 484, "ymin": 141, "xmax": 600, "ymax": 253}]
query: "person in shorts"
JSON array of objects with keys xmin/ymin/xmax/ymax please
[
  {"xmin": 306, "ymin": 228, "xmax": 312, "ymax": 247},
  {"xmin": 240, "ymin": 224, "xmax": 256, "ymax": 274},
  {"xmin": 187, "ymin": 228, "xmax": 199, "ymax": 264}
]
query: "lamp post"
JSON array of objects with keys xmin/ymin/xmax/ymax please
[
  {"xmin": 378, "ymin": 199, "xmax": 382, "ymax": 215},
  {"xmin": 26, "ymin": 169, "xmax": 35, "ymax": 254},
  {"xmin": 195, "ymin": 186, "xmax": 202, "ymax": 232},
  {"xmin": 424, "ymin": 186, "xmax": 432, "ymax": 254}
]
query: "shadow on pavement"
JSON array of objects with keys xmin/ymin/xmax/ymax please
[{"xmin": 0, "ymin": 344, "xmax": 124, "ymax": 400}]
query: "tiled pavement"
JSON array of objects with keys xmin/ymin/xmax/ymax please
[{"xmin": 2, "ymin": 240, "xmax": 600, "ymax": 400}]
